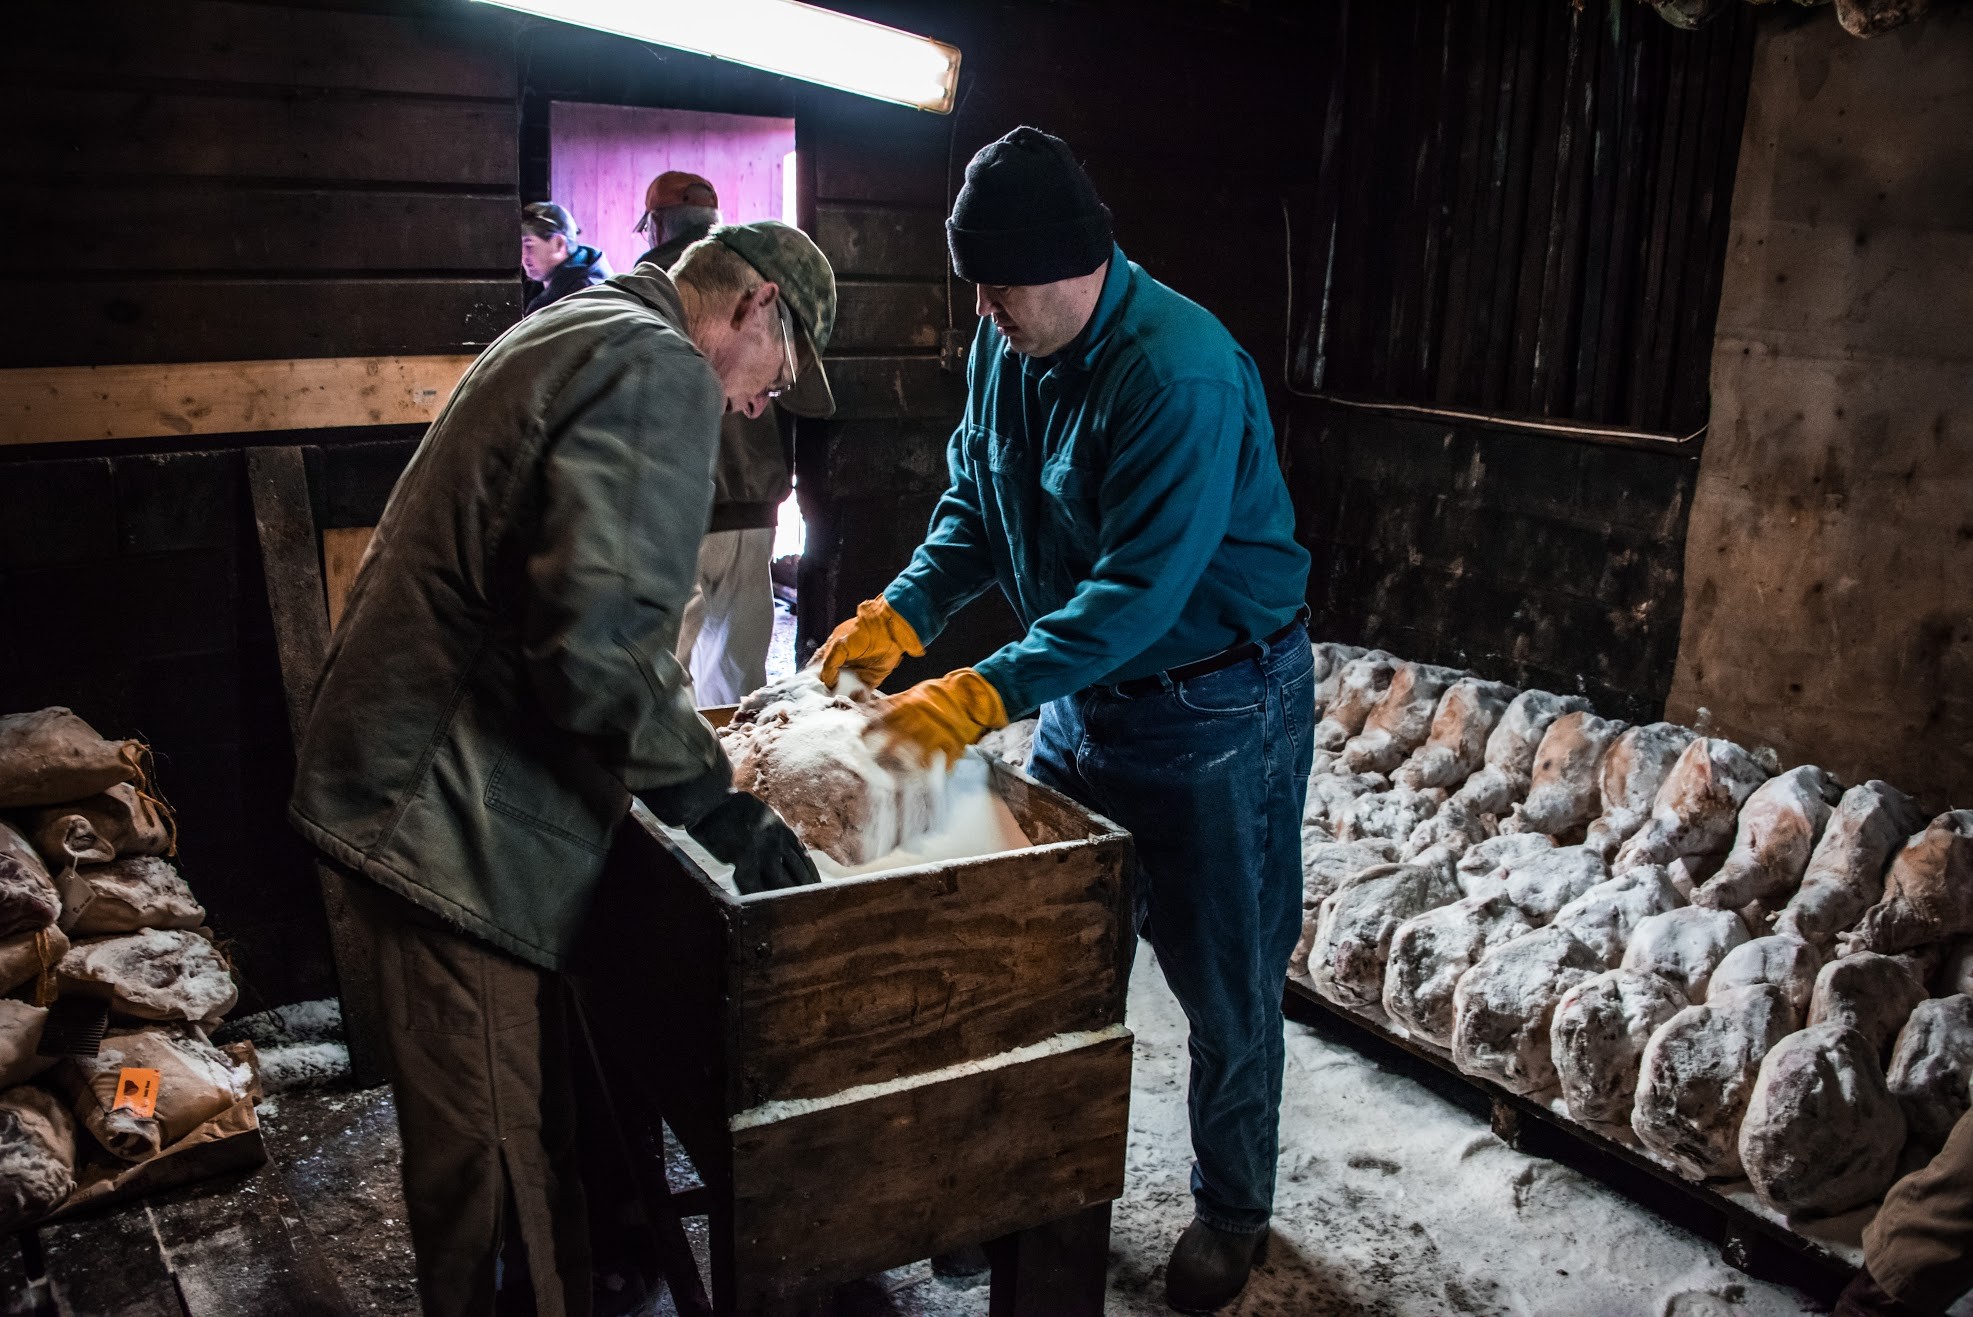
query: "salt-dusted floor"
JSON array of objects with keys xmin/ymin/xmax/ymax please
[{"xmin": 256, "ymin": 946, "xmax": 1840, "ymax": 1315}]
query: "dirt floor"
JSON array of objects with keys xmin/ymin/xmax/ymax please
[{"xmin": 248, "ymin": 946, "xmax": 1852, "ymax": 1316}]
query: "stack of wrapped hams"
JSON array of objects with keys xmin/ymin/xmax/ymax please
[
  {"xmin": 1296, "ymin": 645, "xmax": 1973, "ymax": 1223},
  {"xmin": 0, "ymin": 709, "xmax": 251, "ymax": 1232}
]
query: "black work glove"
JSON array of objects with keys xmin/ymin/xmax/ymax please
[{"xmin": 687, "ymin": 792, "xmax": 819, "ymax": 894}]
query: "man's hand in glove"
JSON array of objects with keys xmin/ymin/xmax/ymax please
[
  {"xmin": 639, "ymin": 764, "xmax": 818, "ymax": 895},
  {"xmin": 688, "ymin": 792, "xmax": 819, "ymax": 894},
  {"xmin": 814, "ymin": 596, "xmax": 924, "ymax": 690},
  {"xmin": 872, "ymin": 668, "xmax": 1008, "ymax": 769}
]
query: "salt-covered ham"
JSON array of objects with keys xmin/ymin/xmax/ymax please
[
  {"xmin": 722, "ymin": 672, "xmax": 914, "ymax": 866},
  {"xmin": 1739, "ymin": 1023, "xmax": 1906, "ymax": 1217},
  {"xmin": 1307, "ymin": 863, "xmax": 1462, "ymax": 1009},
  {"xmin": 1402, "ymin": 798, "xmax": 1491, "ymax": 863},
  {"xmin": 1448, "ymin": 690, "xmax": 1593, "ymax": 818},
  {"xmin": 1886, "ymin": 994, "xmax": 1973, "ymax": 1144},
  {"xmin": 1343, "ymin": 664, "xmax": 1466, "ymax": 775},
  {"xmin": 1304, "ymin": 772, "xmax": 1386, "ymax": 830},
  {"xmin": 1336, "ymin": 786, "xmax": 1443, "ymax": 845},
  {"xmin": 1500, "ymin": 845, "xmax": 1610, "ymax": 927},
  {"xmin": 1774, "ymin": 782, "xmax": 1925, "ymax": 950},
  {"xmin": 1583, "ymin": 724, "xmax": 1699, "ymax": 862},
  {"xmin": 1551, "ymin": 968, "xmax": 1688, "ymax": 1129},
  {"xmin": 1807, "ymin": 951, "xmax": 1927, "ymax": 1062},
  {"xmin": 1692, "ymin": 766, "xmax": 1841, "ymax": 914},
  {"xmin": 1551, "ymin": 866, "xmax": 1686, "ymax": 969},
  {"xmin": 1314, "ymin": 657, "xmax": 1397, "ymax": 752},
  {"xmin": 1844, "ymin": 811, "xmax": 1973, "ymax": 956},
  {"xmin": 1613, "ymin": 738, "xmax": 1771, "ymax": 876},
  {"xmin": 1456, "ymin": 833, "xmax": 1556, "ymax": 889},
  {"xmin": 1451, "ymin": 925, "xmax": 1602, "ymax": 1094},
  {"xmin": 1382, "ymin": 882, "xmax": 1534, "ymax": 1047},
  {"xmin": 59, "ymin": 856, "xmax": 205, "ymax": 937},
  {"xmin": 0, "ymin": 1085, "xmax": 75, "ymax": 1232},
  {"xmin": 1310, "ymin": 643, "xmax": 1368, "ymax": 717},
  {"xmin": 1621, "ymin": 907, "xmax": 1750, "ymax": 1003},
  {"xmin": 1501, "ymin": 712, "xmax": 1629, "ymax": 840},
  {"xmin": 1292, "ymin": 839, "xmax": 1401, "ymax": 976},
  {"xmin": 1707, "ymin": 935, "xmax": 1822, "ymax": 1018},
  {"xmin": 1632, "ymin": 983, "xmax": 1795, "ymax": 1180},
  {"xmin": 1393, "ymin": 678, "xmax": 1517, "ymax": 791},
  {"xmin": 58, "ymin": 928, "xmax": 238, "ymax": 1026}
]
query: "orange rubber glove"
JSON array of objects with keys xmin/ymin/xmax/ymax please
[
  {"xmin": 873, "ymin": 669, "xmax": 1009, "ymax": 769},
  {"xmin": 814, "ymin": 596, "xmax": 925, "ymax": 690}
]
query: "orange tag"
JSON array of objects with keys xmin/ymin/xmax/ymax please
[{"xmin": 112, "ymin": 1068, "xmax": 161, "ymax": 1119}]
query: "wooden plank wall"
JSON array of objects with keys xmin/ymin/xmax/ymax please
[
  {"xmin": 0, "ymin": 0, "xmax": 521, "ymax": 1006},
  {"xmin": 5, "ymin": 0, "xmax": 521, "ymax": 366},
  {"xmin": 1668, "ymin": 7, "xmax": 1973, "ymax": 810},
  {"xmin": 1280, "ymin": 1, "xmax": 1759, "ymax": 723},
  {"xmin": 1292, "ymin": 0, "xmax": 1756, "ymax": 435}
]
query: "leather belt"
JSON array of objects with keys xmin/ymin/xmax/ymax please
[{"xmin": 1108, "ymin": 605, "xmax": 1312, "ymax": 699}]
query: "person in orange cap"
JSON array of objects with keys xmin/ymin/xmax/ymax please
[
  {"xmin": 633, "ymin": 170, "xmax": 818, "ymax": 704},
  {"xmin": 634, "ymin": 170, "xmax": 721, "ymax": 268}
]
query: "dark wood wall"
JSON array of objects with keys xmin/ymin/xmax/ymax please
[
  {"xmin": 2, "ymin": 0, "xmax": 521, "ymax": 1007},
  {"xmin": 1280, "ymin": 0, "xmax": 1757, "ymax": 720},
  {"xmin": 5, "ymin": 0, "xmax": 520, "ymax": 366}
]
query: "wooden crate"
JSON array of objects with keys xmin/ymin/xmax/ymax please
[{"xmin": 577, "ymin": 727, "xmax": 1135, "ymax": 1310}]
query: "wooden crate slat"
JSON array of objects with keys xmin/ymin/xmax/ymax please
[
  {"xmin": 737, "ymin": 831, "xmax": 1131, "ymax": 1105},
  {"xmin": 728, "ymin": 1031, "xmax": 1132, "ymax": 1303}
]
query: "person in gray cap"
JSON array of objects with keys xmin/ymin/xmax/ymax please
[
  {"xmin": 289, "ymin": 219, "xmax": 835, "ymax": 1316},
  {"xmin": 522, "ymin": 200, "xmax": 614, "ymax": 315},
  {"xmin": 814, "ymin": 126, "xmax": 1312, "ymax": 1313}
]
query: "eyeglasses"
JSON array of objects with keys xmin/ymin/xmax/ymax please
[{"xmin": 767, "ymin": 299, "xmax": 799, "ymax": 398}]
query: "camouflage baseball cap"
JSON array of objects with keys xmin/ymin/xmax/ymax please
[{"xmin": 712, "ymin": 220, "xmax": 837, "ymax": 418}]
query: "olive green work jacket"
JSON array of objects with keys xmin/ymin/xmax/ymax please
[{"xmin": 289, "ymin": 268, "xmax": 728, "ymax": 970}]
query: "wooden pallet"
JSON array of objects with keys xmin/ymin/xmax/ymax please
[{"xmin": 1281, "ymin": 973, "xmax": 1864, "ymax": 1305}]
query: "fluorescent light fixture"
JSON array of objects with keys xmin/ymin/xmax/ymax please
[{"xmin": 476, "ymin": 0, "xmax": 961, "ymax": 114}]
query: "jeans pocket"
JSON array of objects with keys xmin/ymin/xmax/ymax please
[{"xmin": 1174, "ymin": 661, "xmax": 1266, "ymax": 715}]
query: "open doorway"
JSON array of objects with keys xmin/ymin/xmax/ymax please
[{"xmin": 549, "ymin": 102, "xmax": 805, "ymax": 687}]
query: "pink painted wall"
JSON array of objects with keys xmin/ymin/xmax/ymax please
[{"xmin": 549, "ymin": 102, "xmax": 796, "ymax": 279}]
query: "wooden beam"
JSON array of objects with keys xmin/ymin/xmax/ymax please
[
  {"xmin": 0, "ymin": 356, "xmax": 473, "ymax": 448},
  {"xmin": 320, "ymin": 527, "xmax": 376, "ymax": 634},
  {"xmin": 246, "ymin": 447, "xmax": 389, "ymax": 1089}
]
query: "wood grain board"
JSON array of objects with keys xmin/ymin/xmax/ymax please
[
  {"xmin": 737, "ymin": 829, "xmax": 1131, "ymax": 1105},
  {"xmin": 727, "ymin": 1031, "xmax": 1132, "ymax": 1304},
  {"xmin": 320, "ymin": 527, "xmax": 375, "ymax": 633},
  {"xmin": 0, "ymin": 357, "xmax": 472, "ymax": 447}
]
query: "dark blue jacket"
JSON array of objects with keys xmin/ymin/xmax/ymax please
[
  {"xmin": 525, "ymin": 244, "xmax": 613, "ymax": 315},
  {"xmin": 884, "ymin": 246, "xmax": 1310, "ymax": 718}
]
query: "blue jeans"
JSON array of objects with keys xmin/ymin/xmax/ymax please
[{"xmin": 1030, "ymin": 628, "xmax": 1314, "ymax": 1234}]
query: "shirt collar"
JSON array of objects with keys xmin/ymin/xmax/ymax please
[{"xmin": 1024, "ymin": 244, "xmax": 1131, "ymax": 380}]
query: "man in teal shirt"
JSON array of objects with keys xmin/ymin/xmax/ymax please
[{"xmin": 816, "ymin": 127, "xmax": 1314, "ymax": 1311}]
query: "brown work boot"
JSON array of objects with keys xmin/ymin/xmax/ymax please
[
  {"xmin": 1164, "ymin": 1217, "xmax": 1268, "ymax": 1313},
  {"xmin": 1832, "ymin": 1268, "xmax": 1935, "ymax": 1317}
]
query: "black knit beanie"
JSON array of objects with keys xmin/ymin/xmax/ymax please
[{"xmin": 947, "ymin": 126, "xmax": 1113, "ymax": 286}]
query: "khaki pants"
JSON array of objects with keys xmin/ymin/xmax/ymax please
[
  {"xmin": 1865, "ymin": 1105, "xmax": 1973, "ymax": 1312},
  {"xmin": 675, "ymin": 527, "xmax": 777, "ymax": 707},
  {"xmin": 344, "ymin": 878, "xmax": 591, "ymax": 1317}
]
